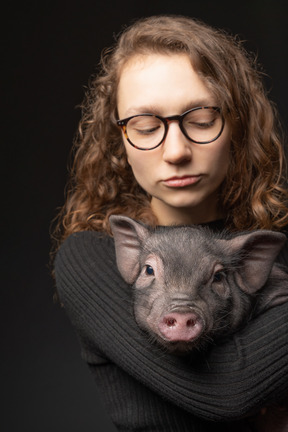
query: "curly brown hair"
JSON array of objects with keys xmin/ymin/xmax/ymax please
[{"xmin": 52, "ymin": 15, "xmax": 288, "ymax": 248}]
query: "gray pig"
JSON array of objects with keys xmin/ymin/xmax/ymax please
[{"xmin": 109, "ymin": 215, "xmax": 288, "ymax": 354}]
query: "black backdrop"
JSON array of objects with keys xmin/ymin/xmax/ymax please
[{"xmin": 3, "ymin": 1, "xmax": 287, "ymax": 431}]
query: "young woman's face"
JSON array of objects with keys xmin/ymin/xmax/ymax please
[{"xmin": 117, "ymin": 54, "xmax": 231, "ymax": 225}]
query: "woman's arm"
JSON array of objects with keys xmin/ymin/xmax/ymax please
[{"xmin": 54, "ymin": 230, "xmax": 288, "ymax": 422}]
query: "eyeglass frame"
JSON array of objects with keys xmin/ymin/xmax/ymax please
[{"xmin": 116, "ymin": 106, "xmax": 225, "ymax": 151}]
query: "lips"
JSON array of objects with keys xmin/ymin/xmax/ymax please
[{"xmin": 163, "ymin": 175, "xmax": 202, "ymax": 187}]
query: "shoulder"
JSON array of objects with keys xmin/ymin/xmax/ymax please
[
  {"xmin": 277, "ymin": 226, "xmax": 288, "ymax": 267},
  {"xmin": 57, "ymin": 230, "xmax": 114, "ymax": 256},
  {"xmin": 55, "ymin": 230, "xmax": 116, "ymax": 272},
  {"xmin": 54, "ymin": 230, "xmax": 122, "ymax": 305}
]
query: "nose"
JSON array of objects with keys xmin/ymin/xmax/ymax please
[
  {"xmin": 162, "ymin": 121, "xmax": 192, "ymax": 164},
  {"xmin": 158, "ymin": 311, "xmax": 203, "ymax": 342}
]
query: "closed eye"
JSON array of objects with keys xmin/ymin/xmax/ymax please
[
  {"xmin": 188, "ymin": 120, "xmax": 215, "ymax": 129},
  {"xmin": 135, "ymin": 126, "xmax": 161, "ymax": 135}
]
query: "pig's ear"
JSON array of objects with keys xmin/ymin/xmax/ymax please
[
  {"xmin": 226, "ymin": 230, "xmax": 286, "ymax": 293},
  {"xmin": 109, "ymin": 215, "xmax": 150, "ymax": 284}
]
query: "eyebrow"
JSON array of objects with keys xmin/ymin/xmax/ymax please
[{"xmin": 123, "ymin": 99, "xmax": 217, "ymax": 117}]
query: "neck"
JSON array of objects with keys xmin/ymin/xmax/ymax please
[{"xmin": 151, "ymin": 198, "xmax": 223, "ymax": 226}]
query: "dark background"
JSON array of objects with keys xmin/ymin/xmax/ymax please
[{"xmin": 3, "ymin": 1, "xmax": 287, "ymax": 431}]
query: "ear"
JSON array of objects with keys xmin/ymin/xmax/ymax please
[
  {"xmin": 109, "ymin": 215, "xmax": 150, "ymax": 284},
  {"xmin": 225, "ymin": 230, "xmax": 286, "ymax": 293},
  {"xmin": 256, "ymin": 265, "xmax": 288, "ymax": 312}
]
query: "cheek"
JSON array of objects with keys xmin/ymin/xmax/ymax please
[
  {"xmin": 206, "ymin": 137, "xmax": 231, "ymax": 179},
  {"xmin": 124, "ymin": 141, "xmax": 156, "ymax": 178},
  {"xmin": 125, "ymin": 150, "xmax": 141, "ymax": 174},
  {"xmin": 123, "ymin": 139, "xmax": 132, "ymax": 166},
  {"xmin": 123, "ymin": 138, "xmax": 138, "ymax": 167},
  {"xmin": 215, "ymin": 144, "xmax": 230, "ymax": 172}
]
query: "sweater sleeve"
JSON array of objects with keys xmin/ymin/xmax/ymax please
[{"xmin": 54, "ymin": 230, "xmax": 288, "ymax": 422}]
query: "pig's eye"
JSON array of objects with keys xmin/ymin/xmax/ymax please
[
  {"xmin": 213, "ymin": 270, "xmax": 225, "ymax": 283},
  {"xmin": 145, "ymin": 265, "xmax": 154, "ymax": 276}
]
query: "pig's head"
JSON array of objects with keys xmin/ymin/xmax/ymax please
[{"xmin": 109, "ymin": 215, "xmax": 287, "ymax": 354}]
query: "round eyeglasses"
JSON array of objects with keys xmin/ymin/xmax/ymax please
[{"xmin": 117, "ymin": 106, "xmax": 225, "ymax": 151}]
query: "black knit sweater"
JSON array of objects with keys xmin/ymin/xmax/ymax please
[{"xmin": 54, "ymin": 225, "xmax": 288, "ymax": 432}]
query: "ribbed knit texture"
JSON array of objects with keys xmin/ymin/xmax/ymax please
[{"xmin": 54, "ymin": 226, "xmax": 288, "ymax": 431}]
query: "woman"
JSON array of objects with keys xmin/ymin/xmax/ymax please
[{"xmin": 53, "ymin": 15, "xmax": 288, "ymax": 431}]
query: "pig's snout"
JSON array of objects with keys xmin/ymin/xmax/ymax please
[{"xmin": 158, "ymin": 311, "xmax": 203, "ymax": 342}]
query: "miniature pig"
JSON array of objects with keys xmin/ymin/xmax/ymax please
[{"xmin": 109, "ymin": 215, "xmax": 288, "ymax": 354}]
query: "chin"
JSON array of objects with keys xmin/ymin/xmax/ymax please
[{"xmin": 167, "ymin": 197, "xmax": 205, "ymax": 210}]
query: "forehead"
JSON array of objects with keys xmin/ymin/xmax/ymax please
[
  {"xmin": 117, "ymin": 53, "xmax": 215, "ymax": 117},
  {"xmin": 142, "ymin": 227, "xmax": 224, "ymax": 281}
]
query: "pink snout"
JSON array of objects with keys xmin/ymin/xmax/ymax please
[{"xmin": 158, "ymin": 312, "xmax": 203, "ymax": 342}]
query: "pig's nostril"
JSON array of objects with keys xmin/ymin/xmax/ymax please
[
  {"xmin": 165, "ymin": 318, "xmax": 176, "ymax": 327},
  {"xmin": 187, "ymin": 319, "xmax": 196, "ymax": 327},
  {"xmin": 164, "ymin": 317, "xmax": 196, "ymax": 328}
]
